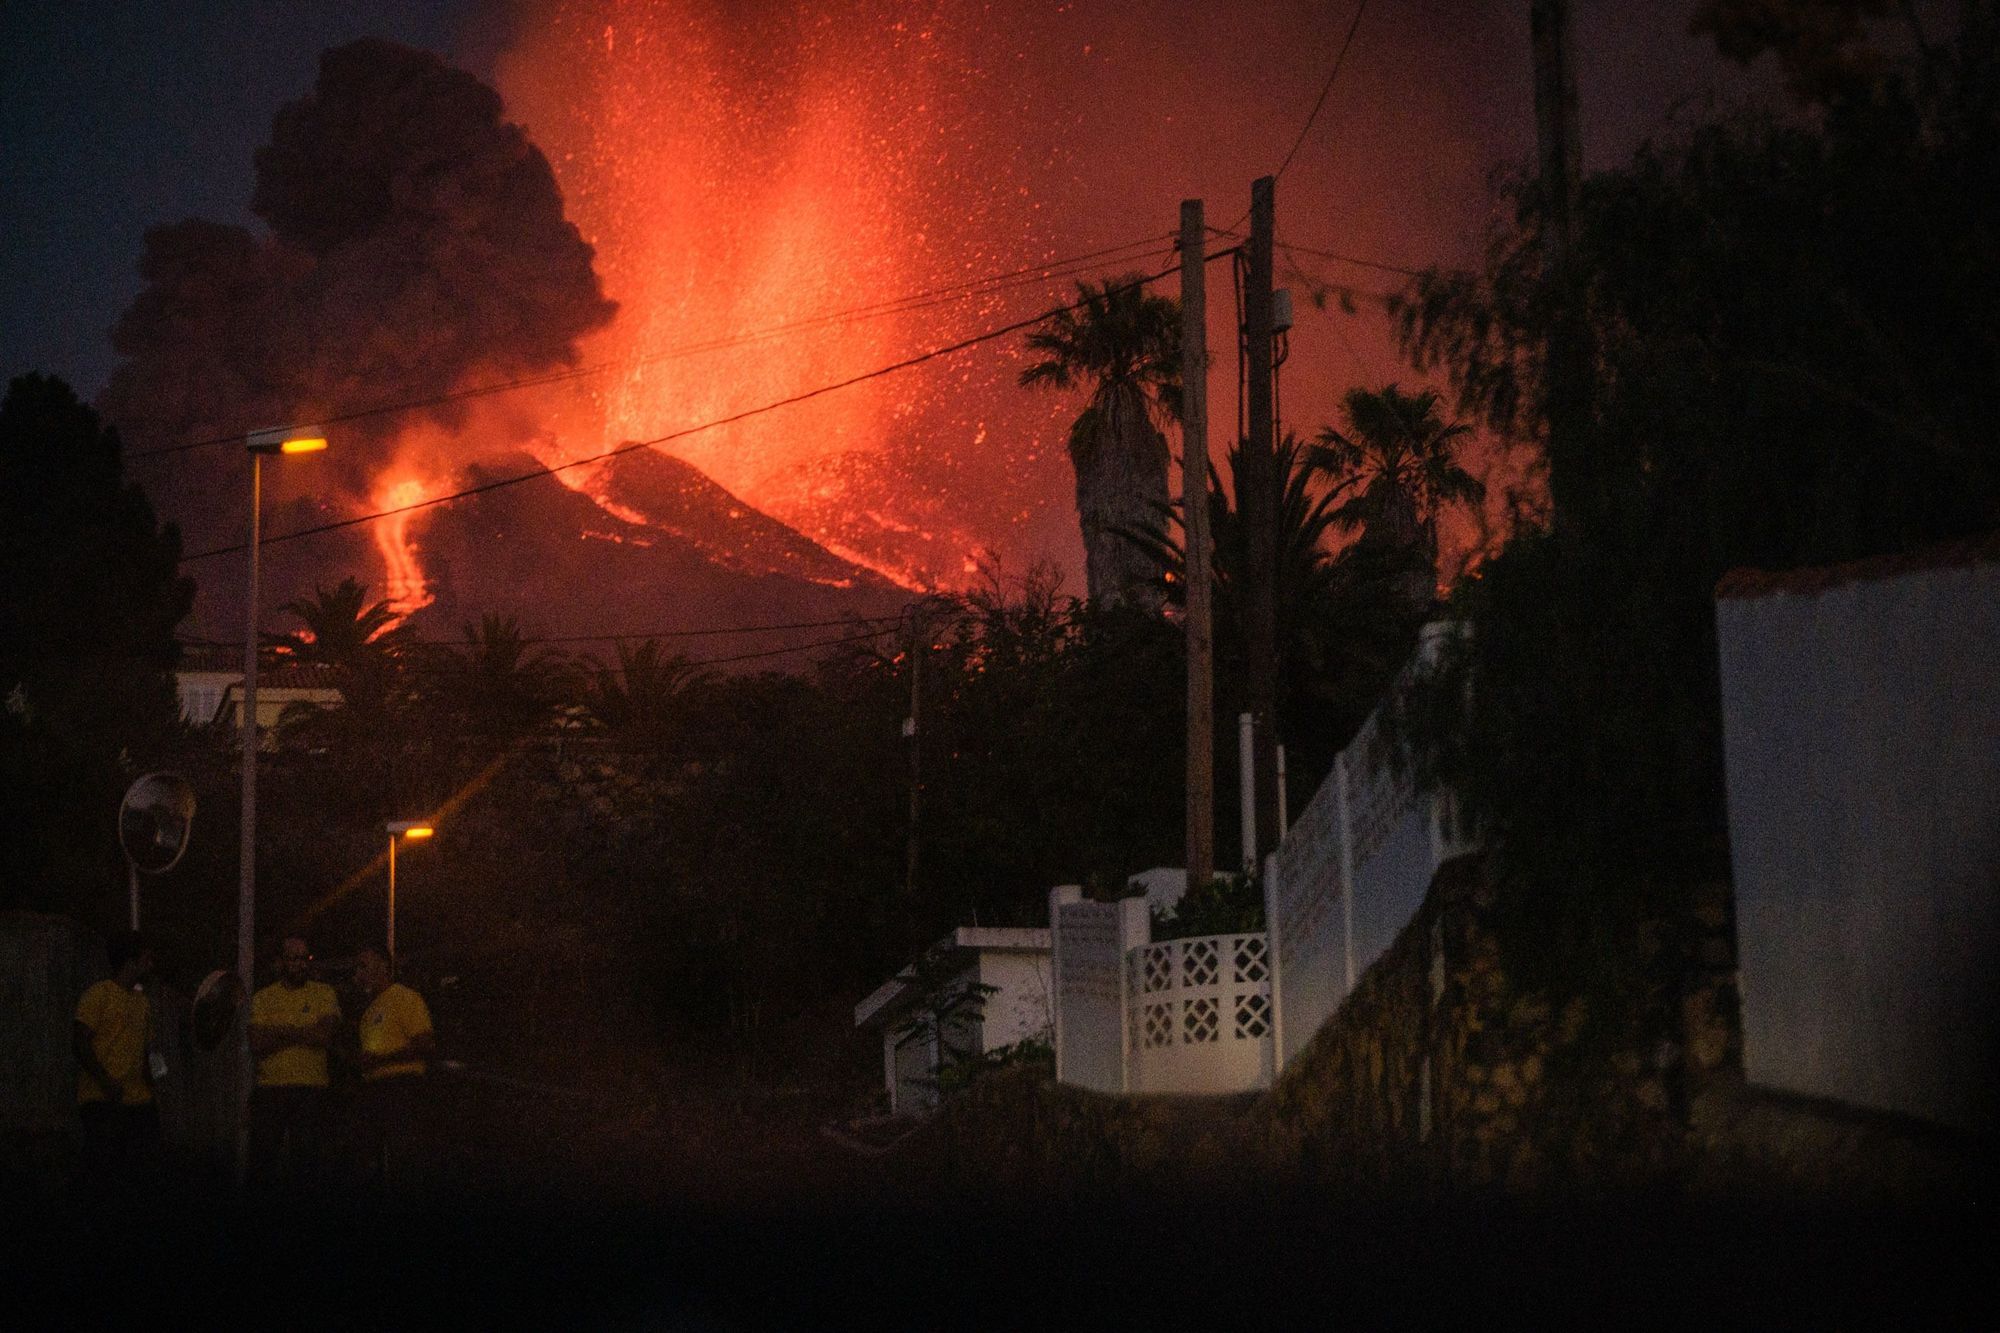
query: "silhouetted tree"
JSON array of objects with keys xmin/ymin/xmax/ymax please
[
  {"xmin": 0, "ymin": 375, "xmax": 194, "ymax": 918},
  {"xmin": 1310, "ymin": 384, "xmax": 1484, "ymax": 606},
  {"xmin": 1019, "ymin": 277, "xmax": 1181, "ymax": 607}
]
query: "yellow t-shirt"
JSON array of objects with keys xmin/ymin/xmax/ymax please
[
  {"xmin": 75, "ymin": 980, "xmax": 152, "ymax": 1106},
  {"xmin": 251, "ymin": 979, "xmax": 342, "ymax": 1087},
  {"xmin": 360, "ymin": 983, "xmax": 433, "ymax": 1081}
]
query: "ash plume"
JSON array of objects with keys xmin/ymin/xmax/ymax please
[{"xmin": 100, "ymin": 37, "xmax": 614, "ymax": 526}]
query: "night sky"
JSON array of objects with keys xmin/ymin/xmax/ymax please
[{"xmin": 4, "ymin": 1, "xmax": 1777, "ymax": 600}]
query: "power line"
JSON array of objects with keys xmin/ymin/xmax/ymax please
[
  {"xmin": 686, "ymin": 624, "xmax": 898, "ymax": 667},
  {"xmin": 1273, "ymin": 1, "xmax": 1371, "ymax": 182},
  {"xmin": 202, "ymin": 623, "xmax": 903, "ymax": 682},
  {"xmin": 1217, "ymin": 0, "xmax": 1371, "ymax": 235},
  {"xmin": 128, "ymin": 232, "xmax": 1175, "ymax": 462},
  {"xmin": 179, "ymin": 255, "xmax": 1228, "ymax": 565},
  {"xmin": 178, "ymin": 611, "xmax": 907, "ymax": 651},
  {"xmin": 1278, "ymin": 240, "xmax": 1422, "ymax": 279}
]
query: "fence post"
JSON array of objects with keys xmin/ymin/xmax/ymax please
[
  {"xmin": 1048, "ymin": 885, "xmax": 1081, "ymax": 1084},
  {"xmin": 1116, "ymin": 896, "xmax": 1151, "ymax": 1093},
  {"xmin": 1263, "ymin": 850, "xmax": 1285, "ymax": 1076},
  {"xmin": 1335, "ymin": 753, "xmax": 1358, "ymax": 995}
]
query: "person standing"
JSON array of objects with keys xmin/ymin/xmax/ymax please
[
  {"xmin": 73, "ymin": 930, "xmax": 159, "ymax": 1184},
  {"xmin": 351, "ymin": 946, "xmax": 434, "ymax": 1186},
  {"xmin": 248, "ymin": 935, "xmax": 341, "ymax": 1184}
]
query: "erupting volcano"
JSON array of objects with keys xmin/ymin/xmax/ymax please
[
  {"xmin": 102, "ymin": 10, "xmax": 1216, "ymax": 638},
  {"xmin": 494, "ymin": 0, "xmax": 1082, "ymax": 592}
]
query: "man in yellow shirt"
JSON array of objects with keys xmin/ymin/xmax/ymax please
[
  {"xmin": 73, "ymin": 930, "xmax": 159, "ymax": 1182},
  {"xmin": 352, "ymin": 945, "xmax": 435, "ymax": 1185},
  {"xmin": 248, "ymin": 934, "xmax": 341, "ymax": 1183}
]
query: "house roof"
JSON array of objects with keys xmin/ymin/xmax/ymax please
[
  {"xmin": 218, "ymin": 667, "xmax": 344, "ymax": 693},
  {"xmin": 853, "ymin": 926, "xmax": 1052, "ymax": 1028},
  {"xmin": 177, "ymin": 643, "xmax": 246, "ymax": 672},
  {"xmin": 1715, "ymin": 531, "xmax": 2000, "ymax": 600},
  {"xmin": 177, "ymin": 643, "xmax": 345, "ymax": 693}
]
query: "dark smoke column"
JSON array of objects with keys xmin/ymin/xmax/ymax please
[{"xmin": 100, "ymin": 38, "xmax": 616, "ymax": 615}]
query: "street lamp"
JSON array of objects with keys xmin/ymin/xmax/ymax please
[
  {"xmin": 384, "ymin": 821, "xmax": 435, "ymax": 957},
  {"xmin": 236, "ymin": 427, "xmax": 326, "ymax": 1182}
]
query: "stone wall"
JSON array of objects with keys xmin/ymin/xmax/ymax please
[
  {"xmin": 914, "ymin": 854, "xmax": 1987, "ymax": 1206},
  {"xmin": 1254, "ymin": 854, "xmax": 1742, "ymax": 1196}
]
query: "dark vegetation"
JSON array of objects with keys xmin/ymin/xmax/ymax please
[
  {"xmin": 1, "ymin": 376, "xmax": 193, "ymax": 920},
  {"xmin": 8, "ymin": 1, "xmax": 1992, "ymax": 1205},
  {"xmin": 1395, "ymin": 4, "xmax": 2000, "ymax": 997},
  {"xmin": 3, "ymin": 368, "xmax": 1434, "ymax": 1099}
]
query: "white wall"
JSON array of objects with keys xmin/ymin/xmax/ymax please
[
  {"xmin": 977, "ymin": 950, "xmax": 1053, "ymax": 1052},
  {"xmin": 1718, "ymin": 552, "xmax": 2000, "ymax": 1132},
  {"xmin": 1126, "ymin": 933, "xmax": 1273, "ymax": 1095},
  {"xmin": 1273, "ymin": 754, "xmax": 1348, "ymax": 1069},
  {"xmin": 1050, "ymin": 888, "xmax": 1147, "ymax": 1093},
  {"xmin": 1270, "ymin": 622, "xmax": 1468, "ymax": 1069},
  {"xmin": 887, "ymin": 1025, "xmax": 938, "ymax": 1116}
]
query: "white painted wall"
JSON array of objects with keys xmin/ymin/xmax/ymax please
[
  {"xmin": 1718, "ymin": 552, "xmax": 2000, "ymax": 1132},
  {"xmin": 1269, "ymin": 622, "xmax": 1469, "ymax": 1069},
  {"xmin": 976, "ymin": 949, "xmax": 1053, "ymax": 1052},
  {"xmin": 888, "ymin": 1023, "xmax": 938, "ymax": 1116},
  {"xmin": 1126, "ymin": 933, "xmax": 1273, "ymax": 1095},
  {"xmin": 1050, "ymin": 888, "xmax": 1147, "ymax": 1093}
]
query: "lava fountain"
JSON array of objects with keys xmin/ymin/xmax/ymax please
[
  {"xmin": 373, "ymin": 477, "xmax": 437, "ymax": 617},
  {"xmin": 495, "ymin": 0, "xmax": 1079, "ymax": 590}
]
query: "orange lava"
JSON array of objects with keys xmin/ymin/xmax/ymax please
[
  {"xmin": 373, "ymin": 478, "xmax": 436, "ymax": 617},
  {"xmin": 494, "ymin": 0, "xmax": 1061, "ymax": 590}
]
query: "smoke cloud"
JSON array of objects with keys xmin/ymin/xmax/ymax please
[{"xmin": 101, "ymin": 37, "xmax": 614, "ymax": 524}]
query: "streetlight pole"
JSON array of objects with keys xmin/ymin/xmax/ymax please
[
  {"xmin": 384, "ymin": 821, "xmax": 434, "ymax": 957},
  {"xmin": 239, "ymin": 447, "xmax": 262, "ymax": 1001},
  {"xmin": 236, "ymin": 429, "xmax": 325, "ymax": 1182}
]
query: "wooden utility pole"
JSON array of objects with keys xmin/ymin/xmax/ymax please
[
  {"xmin": 1179, "ymin": 199, "xmax": 1214, "ymax": 891},
  {"xmin": 1530, "ymin": 0, "xmax": 1591, "ymax": 526},
  {"xmin": 1242, "ymin": 176, "xmax": 1279, "ymax": 864},
  {"xmin": 903, "ymin": 603, "xmax": 928, "ymax": 901}
]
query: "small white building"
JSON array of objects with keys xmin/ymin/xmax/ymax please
[
  {"xmin": 175, "ymin": 644, "xmax": 342, "ymax": 747},
  {"xmin": 854, "ymin": 927, "xmax": 1052, "ymax": 1117}
]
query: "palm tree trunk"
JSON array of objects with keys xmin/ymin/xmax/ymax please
[{"xmin": 1074, "ymin": 383, "xmax": 1170, "ymax": 608}]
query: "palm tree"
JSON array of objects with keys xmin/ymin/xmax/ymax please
[
  {"xmin": 583, "ymin": 639, "xmax": 711, "ymax": 744},
  {"xmin": 1120, "ymin": 433, "xmax": 1355, "ymax": 664},
  {"xmin": 441, "ymin": 613, "xmax": 571, "ymax": 736},
  {"xmin": 1118, "ymin": 431, "xmax": 1428, "ymax": 787},
  {"xmin": 262, "ymin": 576, "xmax": 407, "ymax": 717},
  {"xmin": 1310, "ymin": 385, "xmax": 1484, "ymax": 605},
  {"xmin": 1019, "ymin": 276, "xmax": 1181, "ymax": 607},
  {"xmin": 262, "ymin": 576, "xmax": 403, "ymax": 668}
]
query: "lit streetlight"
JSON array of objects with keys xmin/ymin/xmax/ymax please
[
  {"xmin": 236, "ymin": 427, "xmax": 327, "ymax": 1182},
  {"xmin": 384, "ymin": 821, "xmax": 435, "ymax": 957}
]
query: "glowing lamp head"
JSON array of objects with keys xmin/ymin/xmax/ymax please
[
  {"xmin": 386, "ymin": 821, "xmax": 434, "ymax": 840},
  {"xmin": 246, "ymin": 428, "xmax": 330, "ymax": 456}
]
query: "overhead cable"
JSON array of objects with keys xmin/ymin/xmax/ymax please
[
  {"xmin": 129, "ymin": 232, "xmax": 1176, "ymax": 462},
  {"xmin": 179, "ymin": 254, "xmax": 1232, "ymax": 565}
]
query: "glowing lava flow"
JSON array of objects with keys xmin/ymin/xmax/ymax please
[
  {"xmin": 495, "ymin": 0, "xmax": 1059, "ymax": 591},
  {"xmin": 373, "ymin": 479, "xmax": 436, "ymax": 617}
]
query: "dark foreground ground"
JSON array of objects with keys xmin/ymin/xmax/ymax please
[
  {"xmin": 9, "ymin": 1181, "xmax": 1996, "ymax": 1328},
  {"xmin": 7, "ymin": 1064, "xmax": 1995, "ymax": 1327}
]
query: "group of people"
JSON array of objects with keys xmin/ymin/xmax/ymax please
[{"xmin": 71, "ymin": 929, "xmax": 437, "ymax": 1188}]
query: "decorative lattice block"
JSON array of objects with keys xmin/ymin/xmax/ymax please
[
  {"xmin": 1234, "ymin": 992, "xmax": 1271, "ymax": 1039},
  {"xmin": 1233, "ymin": 935, "xmax": 1268, "ymax": 983},
  {"xmin": 1182, "ymin": 939, "xmax": 1218, "ymax": 987},
  {"xmin": 1184, "ymin": 997, "xmax": 1219, "ymax": 1043}
]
